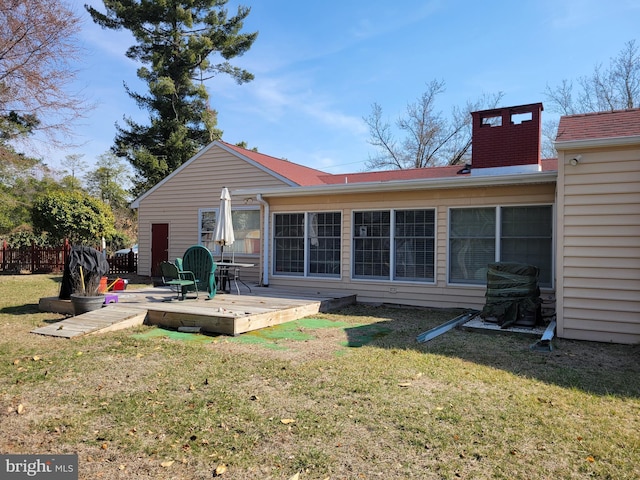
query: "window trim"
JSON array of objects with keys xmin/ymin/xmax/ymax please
[
  {"xmin": 447, "ymin": 204, "xmax": 554, "ymax": 288},
  {"xmin": 351, "ymin": 208, "xmax": 437, "ymax": 284},
  {"xmin": 198, "ymin": 206, "xmax": 261, "ymax": 258},
  {"xmin": 271, "ymin": 210, "xmax": 343, "ymax": 279}
]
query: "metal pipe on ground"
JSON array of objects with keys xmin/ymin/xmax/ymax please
[{"xmin": 416, "ymin": 310, "xmax": 479, "ymax": 343}]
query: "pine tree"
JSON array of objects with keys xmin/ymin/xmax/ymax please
[{"xmin": 86, "ymin": 0, "xmax": 257, "ymax": 196}]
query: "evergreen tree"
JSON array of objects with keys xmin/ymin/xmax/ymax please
[{"xmin": 86, "ymin": 0, "xmax": 258, "ymax": 196}]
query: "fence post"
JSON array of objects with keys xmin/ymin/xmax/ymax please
[
  {"xmin": 2, "ymin": 240, "xmax": 6, "ymax": 272},
  {"xmin": 31, "ymin": 241, "xmax": 36, "ymax": 273},
  {"xmin": 127, "ymin": 250, "xmax": 135, "ymax": 273},
  {"xmin": 63, "ymin": 239, "xmax": 70, "ymax": 272}
]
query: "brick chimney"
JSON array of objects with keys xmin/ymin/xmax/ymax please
[{"xmin": 470, "ymin": 103, "xmax": 543, "ymax": 175}]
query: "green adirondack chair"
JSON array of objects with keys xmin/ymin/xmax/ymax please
[
  {"xmin": 182, "ymin": 245, "xmax": 217, "ymax": 299},
  {"xmin": 159, "ymin": 261, "xmax": 198, "ymax": 301}
]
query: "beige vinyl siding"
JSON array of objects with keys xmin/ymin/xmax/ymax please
[
  {"xmin": 266, "ymin": 182, "xmax": 555, "ymax": 309},
  {"xmin": 137, "ymin": 145, "xmax": 289, "ymax": 278},
  {"xmin": 556, "ymin": 148, "xmax": 640, "ymax": 344}
]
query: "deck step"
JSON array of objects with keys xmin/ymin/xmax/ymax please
[{"xmin": 31, "ymin": 306, "xmax": 147, "ymax": 338}]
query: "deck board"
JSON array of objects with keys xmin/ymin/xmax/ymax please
[{"xmin": 34, "ymin": 285, "xmax": 356, "ymax": 338}]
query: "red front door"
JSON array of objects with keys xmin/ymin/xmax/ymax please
[{"xmin": 151, "ymin": 223, "xmax": 169, "ymax": 276}]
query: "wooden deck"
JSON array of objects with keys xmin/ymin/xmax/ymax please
[{"xmin": 34, "ymin": 285, "xmax": 357, "ymax": 338}]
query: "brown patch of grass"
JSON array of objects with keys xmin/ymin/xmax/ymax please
[{"xmin": 1, "ymin": 276, "xmax": 639, "ymax": 479}]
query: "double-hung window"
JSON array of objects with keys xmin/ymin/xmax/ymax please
[
  {"xmin": 274, "ymin": 212, "xmax": 341, "ymax": 277},
  {"xmin": 353, "ymin": 209, "xmax": 435, "ymax": 282},
  {"xmin": 449, "ymin": 205, "xmax": 552, "ymax": 287}
]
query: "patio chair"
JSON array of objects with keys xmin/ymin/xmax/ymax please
[
  {"xmin": 182, "ymin": 245, "xmax": 217, "ymax": 299},
  {"xmin": 159, "ymin": 261, "xmax": 198, "ymax": 301}
]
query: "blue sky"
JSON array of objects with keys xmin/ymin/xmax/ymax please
[{"xmin": 49, "ymin": 0, "xmax": 640, "ymax": 174}]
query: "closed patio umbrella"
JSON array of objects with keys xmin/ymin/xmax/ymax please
[{"xmin": 213, "ymin": 187, "xmax": 235, "ymax": 261}]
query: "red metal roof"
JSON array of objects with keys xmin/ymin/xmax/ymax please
[
  {"xmin": 319, "ymin": 159, "xmax": 557, "ymax": 184},
  {"xmin": 556, "ymin": 108, "xmax": 640, "ymax": 143},
  {"xmin": 319, "ymin": 165, "xmax": 467, "ymax": 184},
  {"xmin": 222, "ymin": 141, "xmax": 557, "ymax": 186},
  {"xmin": 221, "ymin": 142, "xmax": 328, "ymax": 186}
]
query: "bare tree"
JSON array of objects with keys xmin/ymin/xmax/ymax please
[
  {"xmin": 545, "ymin": 39, "xmax": 640, "ymax": 115},
  {"xmin": 0, "ymin": 0, "xmax": 88, "ymax": 146},
  {"xmin": 364, "ymin": 80, "xmax": 504, "ymax": 170},
  {"xmin": 61, "ymin": 153, "xmax": 87, "ymax": 179}
]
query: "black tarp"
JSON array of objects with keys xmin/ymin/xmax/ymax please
[
  {"xmin": 480, "ymin": 262, "xmax": 542, "ymax": 328},
  {"xmin": 59, "ymin": 246, "xmax": 110, "ymax": 300}
]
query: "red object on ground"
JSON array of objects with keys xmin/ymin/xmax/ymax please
[
  {"xmin": 113, "ymin": 279, "xmax": 128, "ymax": 291},
  {"xmin": 98, "ymin": 276, "xmax": 108, "ymax": 293}
]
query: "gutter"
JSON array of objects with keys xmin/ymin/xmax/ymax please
[
  {"xmin": 235, "ymin": 171, "xmax": 557, "ymax": 199},
  {"xmin": 255, "ymin": 194, "xmax": 269, "ymax": 287},
  {"xmin": 555, "ymin": 134, "xmax": 640, "ymax": 150}
]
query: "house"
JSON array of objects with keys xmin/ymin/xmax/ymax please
[
  {"xmin": 555, "ymin": 109, "xmax": 640, "ymax": 343},
  {"xmin": 132, "ymin": 103, "xmax": 640, "ymax": 344}
]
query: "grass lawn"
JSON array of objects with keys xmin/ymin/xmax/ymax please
[{"xmin": 1, "ymin": 274, "xmax": 639, "ymax": 479}]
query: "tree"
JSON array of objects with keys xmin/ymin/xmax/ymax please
[
  {"xmin": 31, "ymin": 190, "xmax": 116, "ymax": 245},
  {"xmin": 0, "ymin": 0, "xmax": 88, "ymax": 146},
  {"xmin": 85, "ymin": 153, "xmax": 131, "ymax": 209},
  {"xmin": 85, "ymin": 152, "xmax": 136, "ymax": 245},
  {"xmin": 86, "ymin": 0, "xmax": 258, "ymax": 196},
  {"xmin": 61, "ymin": 153, "xmax": 87, "ymax": 180},
  {"xmin": 364, "ymin": 80, "xmax": 504, "ymax": 169},
  {"xmin": 545, "ymin": 40, "xmax": 640, "ymax": 115},
  {"xmin": 0, "ymin": 147, "xmax": 61, "ymax": 235}
]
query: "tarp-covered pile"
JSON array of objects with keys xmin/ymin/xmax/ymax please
[
  {"xmin": 59, "ymin": 246, "xmax": 110, "ymax": 300},
  {"xmin": 481, "ymin": 262, "xmax": 542, "ymax": 329}
]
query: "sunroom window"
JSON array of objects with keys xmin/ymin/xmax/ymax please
[
  {"xmin": 449, "ymin": 205, "xmax": 552, "ymax": 287},
  {"xmin": 274, "ymin": 212, "xmax": 341, "ymax": 277},
  {"xmin": 308, "ymin": 212, "xmax": 341, "ymax": 277},
  {"xmin": 394, "ymin": 209, "xmax": 435, "ymax": 281},
  {"xmin": 274, "ymin": 213, "xmax": 305, "ymax": 275},
  {"xmin": 353, "ymin": 209, "xmax": 435, "ymax": 282}
]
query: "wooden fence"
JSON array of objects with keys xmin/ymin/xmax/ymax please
[{"xmin": 0, "ymin": 240, "xmax": 137, "ymax": 275}]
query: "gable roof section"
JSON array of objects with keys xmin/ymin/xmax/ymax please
[
  {"xmin": 131, "ymin": 140, "xmax": 330, "ymax": 208},
  {"xmin": 556, "ymin": 108, "xmax": 640, "ymax": 145},
  {"xmin": 220, "ymin": 142, "xmax": 328, "ymax": 186}
]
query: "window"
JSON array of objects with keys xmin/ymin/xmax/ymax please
[
  {"xmin": 308, "ymin": 212, "xmax": 341, "ymax": 277},
  {"xmin": 353, "ymin": 209, "xmax": 435, "ymax": 282},
  {"xmin": 449, "ymin": 205, "xmax": 552, "ymax": 287},
  {"xmin": 395, "ymin": 209, "xmax": 435, "ymax": 281},
  {"xmin": 353, "ymin": 211, "xmax": 390, "ymax": 279},
  {"xmin": 449, "ymin": 208, "xmax": 496, "ymax": 284},
  {"xmin": 274, "ymin": 213, "xmax": 304, "ymax": 275},
  {"xmin": 199, "ymin": 208, "xmax": 260, "ymax": 256},
  {"xmin": 200, "ymin": 210, "xmax": 217, "ymax": 250},
  {"xmin": 274, "ymin": 212, "xmax": 341, "ymax": 277},
  {"xmin": 500, "ymin": 206, "xmax": 552, "ymax": 285}
]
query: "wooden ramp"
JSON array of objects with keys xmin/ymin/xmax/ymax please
[{"xmin": 31, "ymin": 306, "xmax": 147, "ymax": 339}]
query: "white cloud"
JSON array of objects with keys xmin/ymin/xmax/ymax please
[{"xmin": 220, "ymin": 73, "xmax": 366, "ymax": 136}]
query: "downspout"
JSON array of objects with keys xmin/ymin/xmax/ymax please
[{"xmin": 256, "ymin": 194, "xmax": 269, "ymax": 287}]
